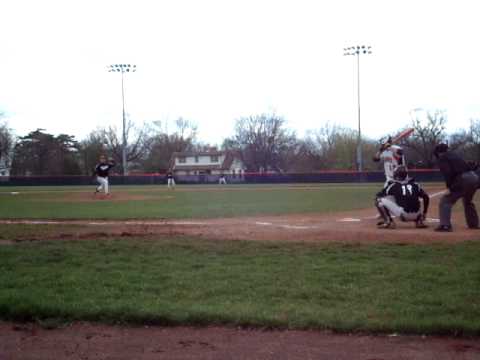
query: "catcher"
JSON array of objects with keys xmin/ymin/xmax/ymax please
[
  {"xmin": 375, "ymin": 166, "xmax": 430, "ymax": 229},
  {"xmin": 93, "ymin": 155, "xmax": 116, "ymax": 195}
]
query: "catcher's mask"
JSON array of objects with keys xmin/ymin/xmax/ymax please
[{"xmin": 393, "ymin": 165, "xmax": 408, "ymax": 181}]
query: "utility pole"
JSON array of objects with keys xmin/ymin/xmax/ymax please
[
  {"xmin": 343, "ymin": 46, "xmax": 372, "ymax": 172},
  {"xmin": 108, "ymin": 64, "xmax": 137, "ymax": 175}
]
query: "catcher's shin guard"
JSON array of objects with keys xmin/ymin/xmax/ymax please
[{"xmin": 375, "ymin": 198, "xmax": 392, "ymax": 224}]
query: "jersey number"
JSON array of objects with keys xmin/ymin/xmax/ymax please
[{"xmin": 401, "ymin": 184, "xmax": 413, "ymax": 196}]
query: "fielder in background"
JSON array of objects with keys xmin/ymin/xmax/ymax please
[
  {"xmin": 433, "ymin": 143, "xmax": 479, "ymax": 232},
  {"xmin": 219, "ymin": 174, "xmax": 227, "ymax": 185},
  {"xmin": 167, "ymin": 171, "xmax": 176, "ymax": 190},
  {"xmin": 373, "ymin": 136, "xmax": 406, "ymax": 186},
  {"xmin": 375, "ymin": 166, "xmax": 430, "ymax": 229},
  {"xmin": 94, "ymin": 155, "xmax": 116, "ymax": 195}
]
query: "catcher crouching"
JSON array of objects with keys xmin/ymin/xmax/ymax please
[{"xmin": 375, "ymin": 166, "xmax": 430, "ymax": 229}]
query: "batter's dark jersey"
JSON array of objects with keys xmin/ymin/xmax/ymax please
[
  {"xmin": 95, "ymin": 162, "xmax": 115, "ymax": 178},
  {"xmin": 379, "ymin": 179, "xmax": 428, "ymax": 213}
]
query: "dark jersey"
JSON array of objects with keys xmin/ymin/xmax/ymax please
[
  {"xmin": 437, "ymin": 151, "xmax": 471, "ymax": 189},
  {"xmin": 380, "ymin": 179, "xmax": 428, "ymax": 213},
  {"xmin": 95, "ymin": 162, "xmax": 115, "ymax": 178}
]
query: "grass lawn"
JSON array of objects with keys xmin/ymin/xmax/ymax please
[
  {"xmin": 1, "ymin": 236, "xmax": 479, "ymax": 335},
  {"xmin": 0, "ymin": 184, "xmax": 386, "ymax": 219}
]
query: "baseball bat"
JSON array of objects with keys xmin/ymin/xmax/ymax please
[{"xmin": 391, "ymin": 128, "xmax": 414, "ymax": 144}]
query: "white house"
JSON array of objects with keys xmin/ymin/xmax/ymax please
[{"xmin": 170, "ymin": 150, "xmax": 245, "ymax": 177}]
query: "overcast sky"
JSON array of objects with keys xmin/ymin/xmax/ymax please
[{"xmin": 0, "ymin": 0, "xmax": 479, "ymax": 145}]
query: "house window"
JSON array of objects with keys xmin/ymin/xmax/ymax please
[
  {"xmin": 178, "ymin": 156, "xmax": 186, "ymax": 163},
  {"xmin": 210, "ymin": 155, "xmax": 218, "ymax": 163}
]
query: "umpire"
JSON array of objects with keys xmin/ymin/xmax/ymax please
[{"xmin": 434, "ymin": 143, "xmax": 479, "ymax": 232}]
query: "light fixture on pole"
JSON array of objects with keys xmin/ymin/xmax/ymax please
[
  {"xmin": 343, "ymin": 45, "xmax": 372, "ymax": 172},
  {"xmin": 107, "ymin": 63, "xmax": 137, "ymax": 175}
]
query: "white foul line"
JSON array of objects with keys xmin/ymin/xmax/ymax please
[
  {"xmin": 255, "ymin": 222, "xmax": 273, "ymax": 226},
  {"xmin": 430, "ymin": 190, "xmax": 446, "ymax": 198},
  {"xmin": 281, "ymin": 225, "xmax": 313, "ymax": 230}
]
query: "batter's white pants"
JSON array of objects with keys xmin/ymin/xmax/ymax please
[
  {"xmin": 96, "ymin": 176, "xmax": 109, "ymax": 194},
  {"xmin": 219, "ymin": 177, "xmax": 227, "ymax": 185},
  {"xmin": 378, "ymin": 197, "xmax": 420, "ymax": 221},
  {"xmin": 167, "ymin": 178, "xmax": 176, "ymax": 189}
]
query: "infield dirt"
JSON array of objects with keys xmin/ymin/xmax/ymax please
[
  {"xmin": 2, "ymin": 321, "xmax": 480, "ymax": 360},
  {"xmin": 2, "ymin": 205, "xmax": 478, "ymax": 245}
]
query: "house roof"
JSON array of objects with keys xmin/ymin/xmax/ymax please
[
  {"xmin": 170, "ymin": 150, "xmax": 244, "ymax": 171},
  {"xmin": 171, "ymin": 151, "xmax": 224, "ymax": 157},
  {"xmin": 174, "ymin": 165, "xmax": 223, "ymax": 171}
]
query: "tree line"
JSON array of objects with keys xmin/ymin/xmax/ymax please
[{"xmin": 0, "ymin": 110, "xmax": 479, "ymax": 176}]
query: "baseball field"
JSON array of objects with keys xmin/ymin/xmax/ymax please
[{"xmin": 1, "ymin": 183, "xmax": 480, "ymax": 358}]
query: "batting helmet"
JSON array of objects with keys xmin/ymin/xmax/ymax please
[{"xmin": 393, "ymin": 165, "xmax": 408, "ymax": 181}]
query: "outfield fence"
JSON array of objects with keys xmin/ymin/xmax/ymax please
[{"xmin": 0, "ymin": 169, "xmax": 444, "ymax": 186}]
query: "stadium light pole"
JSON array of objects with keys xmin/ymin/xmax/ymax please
[
  {"xmin": 343, "ymin": 45, "xmax": 372, "ymax": 172},
  {"xmin": 107, "ymin": 64, "xmax": 137, "ymax": 175}
]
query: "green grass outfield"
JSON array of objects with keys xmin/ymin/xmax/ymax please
[
  {"xmin": 0, "ymin": 183, "xmax": 394, "ymax": 219},
  {"xmin": 1, "ymin": 235, "xmax": 479, "ymax": 335}
]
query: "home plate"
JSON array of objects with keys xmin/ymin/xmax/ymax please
[
  {"xmin": 11, "ymin": 192, "xmax": 19, "ymax": 195},
  {"xmin": 281, "ymin": 225, "xmax": 312, "ymax": 230},
  {"xmin": 256, "ymin": 222, "xmax": 273, "ymax": 226},
  {"xmin": 338, "ymin": 218, "xmax": 361, "ymax": 222}
]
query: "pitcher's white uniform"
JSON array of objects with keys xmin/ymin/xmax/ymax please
[
  {"xmin": 94, "ymin": 158, "xmax": 115, "ymax": 195},
  {"xmin": 167, "ymin": 172, "xmax": 175, "ymax": 189}
]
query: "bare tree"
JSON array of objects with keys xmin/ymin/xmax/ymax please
[
  {"xmin": 309, "ymin": 123, "xmax": 357, "ymax": 169},
  {"xmin": 174, "ymin": 117, "xmax": 197, "ymax": 140},
  {"xmin": 470, "ymin": 119, "xmax": 480, "ymax": 144},
  {"xmin": 459, "ymin": 118, "xmax": 480, "ymax": 166},
  {"xmin": 102, "ymin": 119, "xmax": 155, "ymax": 173},
  {"xmin": 229, "ymin": 113, "xmax": 297, "ymax": 172},
  {"xmin": 305, "ymin": 123, "xmax": 379, "ymax": 170},
  {"xmin": 404, "ymin": 110, "xmax": 448, "ymax": 168},
  {"xmin": 141, "ymin": 118, "xmax": 198, "ymax": 172},
  {"xmin": 468, "ymin": 119, "xmax": 480, "ymax": 159},
  {"xmin": 78, "ymin": 130, "xmax": 109, "ymax": 175},
  {"xmin": 0, "ymin": 117, "xmax": 15, "ymax": 173}
]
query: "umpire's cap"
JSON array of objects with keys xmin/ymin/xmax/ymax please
[{"xmin": 434, "ymin": 143, "xmax": 449, "ymax": 158}]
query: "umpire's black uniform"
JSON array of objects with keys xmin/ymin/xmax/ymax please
[{"xmin": 435, "ymin": 144, "xmax": 479, "ymax": 231}]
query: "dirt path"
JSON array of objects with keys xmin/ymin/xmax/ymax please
[{"xmin": 1, "ymin": 322, "xmax": 479, "ymax": 360}]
